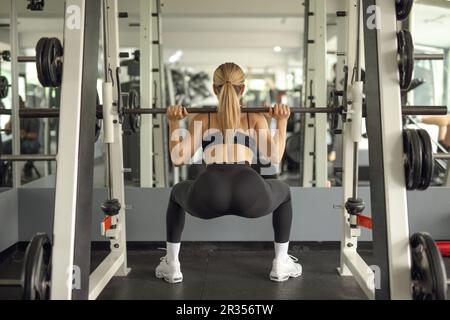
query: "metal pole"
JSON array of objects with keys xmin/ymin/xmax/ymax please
[
  {"xmin": 139, "ymin": 0, "xmax": 153, "ymax": 187},
  {"xmin": 0, "ymin": 154, "xmax": 57, "ymax": 161},
  {"xmin": 313, "ymin": 0, "xmax": 328, "ymax": 187},
  {"xmin": 10, "ymin": 0, "xmax": 20, "ymax": 187},
  {"xmin": 156, "ymin": 0, "xmax": 169, "ymax": 187}
]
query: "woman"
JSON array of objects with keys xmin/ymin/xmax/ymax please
[
  {"xmin": 421, "ymin": 115, "xmax": 450, "ymax": 151},
  {"xmin": 156, "ymin": 63, "xmax": 302, "ymax": 283}
]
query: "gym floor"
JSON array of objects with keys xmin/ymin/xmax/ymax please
[{"xmin": 1, "ymin": 243, "xmax": 449, "ymax": 300}]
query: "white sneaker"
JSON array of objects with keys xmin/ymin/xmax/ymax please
[
  {"xmin": 270, "ymin": 255, "xmax": 303, "ymax": 282},
  {"xmin": 155, "ymin": 256, "xmax": 183, "ymax": 284}
]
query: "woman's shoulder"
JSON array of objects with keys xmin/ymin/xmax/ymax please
[{"xmin": 248, "ymin": 112, "xmax": 267, "ymax": 126}]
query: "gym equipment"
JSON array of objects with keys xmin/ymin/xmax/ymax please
[
  {"xmin": 327, "ymin": 89, "xmax": 342, "ymax": 132},
  {"xmin": 416, "ymin": 129, "xmax": 434, "ymax": 190},
  {"xmin": 397, "ymin": 30, "xmax": 414, "ymax": 90},
  {"xmin": 27, "ymin": 0, "xmax": 45, "ymax": 11},
  {"xmin": 127, "ymin": 88, "xmax": 140, "ymax": 133},
  {"xmin": 0, "ymin": 154, "xmax": 57, "ymax": 161},
  {"xmin": 395, "ymin": 0, "xmax": 413, "ymax": 21},
  {"xmin": 402, "ymin": 129, "xmax": 437, "ymax": 190},
  {"xmin": 436, "ymin": 242, "xmax": 450, "ymax": 257},
  {"xmin": 1, "ymin": 50, "xmax": 11, "ymax": 62},
  {"xmin": 22, "ymin": 233, "xmax": 52, "ymax": 300},
  {"xmin": 95, "ymin": 92, "xmax": 102, "ymax": 141},
  {"xmin": 19, "ymin": 37, "xmax": 63, "ymax": 88},
  {"xmin": 0, "ymin": 233, "xmax": 52, "ymax": 300},
  {"xmin": 410, "ymin": 232, "xmax": 448, "ymax": 300},
  {"xmin": 0, "ymin": 75, "xmax": 9, "ymax": 99},
  {"xmin": 0, "ymin": 105, "xmax": 447, "ymax": 119}
]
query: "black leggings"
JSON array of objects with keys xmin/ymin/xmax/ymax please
[{"xmin": 166, "ymin": 164, "xmax": 292, "ymax": 243}]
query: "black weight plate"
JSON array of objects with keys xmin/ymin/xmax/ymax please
[
  {"xmin": 45, "ymin": 38, "xmax": 63, "ymax": 87},
  {"xmin": 1, "ymin": 50, "xmax": 11, "ymax": 62},
  {"xmin": 397, "ymin": 30, "xmax": 414, "ymax": 90},
  {"xmin": 0, "ymin": 76, "xmax": 9, "ymax": 99},
  {"xmin": 95, "ymin": 92, "xmax": 101, "ymax": 141},
  {"xmin": 327, "ymin": 90, "xmax": 340, "ymax": 131},
  {"xmin": 35, "ymin": 37, "xmax": 49, "ymax": 87},
  {"xmin": 128, "ymin": 89, "xmax": 141, "ymax": 133},
  {"xmin": 417, "ymin": 129, "xmax": 434, "ymax": 190},
  {"xmin": 51, "ymin": 38, "xmax": 63, "ymax": 87},
  {"xmin": 411, "ymin": 232, "xmax": 448, "ymax": 300},
  {"xmin": 403, "ymin": 130, "xmax": 414, "ymax": 189},
  {"xmin": 22, "ymin": 233, "xmax": 51, "ymax": 300},
  {"xmin": 410, "ymin": 129, "xmax": 423, "ymax": 190},
  {"xmin": 396, "ymin": 0, "xmax": 414, "ymax": 21}
]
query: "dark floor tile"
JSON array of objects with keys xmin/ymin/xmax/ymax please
[
  {"xmin": 97, "ymin": 250, "xmax": 208, "ymax": 300},
  {"xmin": 201, "ymin": 250, "xmax": 367, "ymax": 300}
]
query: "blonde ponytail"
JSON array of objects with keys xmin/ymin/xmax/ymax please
[
  {"xmin": 213, "ymin": 63, "xmax": 245, "ymax": 133},
  {"xmin": 217, "ymin": 81, "xmax": 241, "ymax": 131}
]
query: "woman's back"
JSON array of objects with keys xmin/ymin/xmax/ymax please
[{"xmin": 195, "ymin": 112, "xmax": 258, "ymax": 164}]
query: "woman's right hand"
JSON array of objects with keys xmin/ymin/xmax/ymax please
[
  {"xmin": 268, "ymin": 104, "xmax": 291, "ymax": 121},
  {"xmin": 167, "ymin": 105, "xmax": 188, "ymax": 122}
]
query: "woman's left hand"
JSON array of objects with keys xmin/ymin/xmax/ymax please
[{"xmin": 268, "ymin": 104, "xmax": 291, "ymax": 121}]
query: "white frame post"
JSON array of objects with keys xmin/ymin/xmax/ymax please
[
  {"xmin": 139, "ymin": 0, "xmax": 154, "ymax": 187},
  {"xmin": 362, "ymin": 0, "xmax": 412, "ymax": 299},
  {"xmin": 88, "ymin": 0, "xmax": 130, "ymax": 300},
  {"xmin": 313, "ymin": 0, "xmax": 328, "ymax": 187}
]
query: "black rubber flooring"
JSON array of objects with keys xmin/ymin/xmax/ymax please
[{"xmin": 0, "ymin": 243, "xmax": 449, "ymax": 300}]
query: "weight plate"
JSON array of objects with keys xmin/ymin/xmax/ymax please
[
  {"xmin": 22, "ymin": 233, "xmax": 51, "ymax": 300},
  {"xmin": 403, "ymin": 130, "xmax": 414, "ymax": 190},
  {"xmin": 397, "ymin": 30, "xmax": 414, "ymax": 90},
  {"xmin": 0, "ymin": 76, "xmax": 9, "ymax": 99},
  {"xmin": 396, "ymin": 0, "xmax": 414, "ymax": 21},
  {"xmin": 1, "ymin": 50, "xmax": 11, "ymax": 62},
  {"xmin": 417, "ymin": 129, "xmax": 434, "ymax": 190},
  {"xmin": 35, "ymin": 37, "xmax": 49, "ymax": 87},
  {"xmin": 410, "ymin": 129, "xmax": 423, "ymax": 190},
  {"xmin": 95, "ymin": 92, "xmax": 101, "ymax": 142},
  {"xmin": 128, "ymin": 89, "xmax": 141, "ymax": 133},
  {"xmin": 327, "ymin": 90, "xmax": 340, "ymax": 131},
  {"xmin": 411, "ymin": 232, "xmax": 448, "ymax": 300},
  {"xmin": 46, "ymin": 38, "xmax": 63, "ymax": 87}
]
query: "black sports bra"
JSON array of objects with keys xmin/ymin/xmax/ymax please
[{"xmin": 201, "ymin": 113, "xmax": 257, "ymax": 154}]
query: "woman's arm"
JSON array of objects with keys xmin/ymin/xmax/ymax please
[
  {"xmin": 254, "ymin": 104, "xmax": 290, "ymax": 164},
  {"xmin": 168, "ymin": 105, "xmax": 203, "ymax": 166}
]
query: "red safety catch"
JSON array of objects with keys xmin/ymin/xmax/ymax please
[
  {"xmin": 101, "ymin": 215, "xmax": 113, "ymax": 236},
  {"xmin": 356, "ymin": 214, "xmax": 372, "ymax": 229},
  {"xmin": 436, "ymin": 241, "xmax": 450, "ymax": 257}
]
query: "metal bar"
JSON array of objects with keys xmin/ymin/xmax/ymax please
[
  {"xmin": 100, "ymin": 0, "xmax": 130, "ymax": 279},
  {"xmin": 0, "ymin": 154, "xmax": 57, "ymax": 161},
  {"xmin": 156, "ymin": 0, "xmax": 169, "ymax": 187},
  {"xmin": 89, "ymin": 252, "xmax": 124, "ymax": 300},
  {"xmin": 140, "ymin": 0, "xmax": 154, "ymax": 187},
  {"xmin": 400, "ymin": 106, "xmax": 447, "ymax": 115},
  {"xmin": 126, "ymin": 106, "xmax": 338, "ymax": 114},
  {"xmin": 10, "ymin": 0, "xmax": 20, "ymax": 188},
  {"xmin": 337, "ymin": 0, "xmax": 353, "ymax": 278},
  {"xmin": 302, "ymin": 0, "xmax": 315, "ymax": 187},
  {"xmin": 2, "ymin": 105, "xmax": 447, "ymax": 118},
  {"xmin": 414, "ymin": 54, "xmax": 444, "ymax": 61},
  {"xmin": 0, "ymin": 279, "xmax": 22, "ymax": 286},
  {"xmin": 17, "ymin": 56, "xmax": 36, "ymax": 63},
  {"xmin": 434, "ymin": 153, "xmax": 450, "ymax": 160},
  {"xmin": 341, "ymin": 250, "xmax": 376, "ymax": 300}
]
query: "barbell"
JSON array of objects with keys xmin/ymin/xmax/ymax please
[{"xmin": 0, "ymin": 105, "xmax": 447, "ymax": 118}]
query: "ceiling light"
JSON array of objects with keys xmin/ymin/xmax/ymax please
[{"xmin": 273, "ymin": 46, "xmax": 282, "ymax": 52}]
